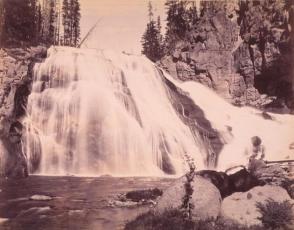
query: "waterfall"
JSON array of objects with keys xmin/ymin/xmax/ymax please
[
  {"xmin": 23, "ymin": 46, "xmax": 294, "ymax": 176},
  {"xmin": 162, "ymin": 72, "xmax": 294, "ymax": 171},
  {"xmin": 24, "ymin": 47, "xmax": 204, "ymax": 176}
]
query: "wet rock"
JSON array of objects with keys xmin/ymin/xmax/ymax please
[
  {"xmin": 155, "ymin": 175, "xmax": 221, "ymax": 221},
  {"xmin": 108, "ymin": 197, "xmax": 157, "ymax": 208},
  {"xmin": 126, "ymin": 188, "xmax": 163, "ymax": 202},
  {"xmin": 221, "ymin": 185, "xmax": 294, "ymax": 227},
  {"xmin": 30, "ymin": 195, "xmax": 53, "ymax": 201},
  {"xmin": 161, "ymin": 75, "xmax": 223, "ymax": 167},
  {"xmin": 108, "ymin": 200, "xmax": 139, "ymax": 208},
  {"xmin": 68, "ymin": 210, "xmax": 85, "ymax": 216},
  {"xmin": 17, "ymin": 207, "xmax": 51, "ymax": 218},
  {"xmin": 0, "ymin": 218, "xmax": 8, "ymax": 224},
  {"xmin": 260, "ymin": 111, "xmax": 273, "ymax": 120},
  {"xmin": 108, "ymin": 188, "xmax": 162, "ymax": 208},
  {"xmin": 0, "ymin": 46, "xmax": 46, "ymax": 178}
]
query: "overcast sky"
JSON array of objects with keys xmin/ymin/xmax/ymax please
[{"xmin": 80, "ymin": 0, "xmax": 166, "ymax": 54}]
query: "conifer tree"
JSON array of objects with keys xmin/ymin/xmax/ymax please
[
  {"xmin": 48, "ymin": 0, "xmax": 56, "ymax": 44},
  {"xmin": 0, "ymin": 0, "xmax": 80, "ymax": 47},
  {"xmin": 62, "ymin": 0, "xmax": 70, "ymax": 45},
  {"xmin": 1, "ymin": 0, "xmax": 38, "ymax": 46},
  {"xmin": 0, "ymin": 0, "xmax": 5, "ymax": 46},
  {"xmin": 36, "ymin": 3, "xmax": 43, "ymax": 42},
  {"xmin": 62, "ymin": 0, "xmax": 80, "ymax": 47},
  {"xmin": 141, "ymin": 1, "xmax": 164, "ymax": 62},
  {"xmin": 165, "ymin": 0, "xmax": 188, "ymax": 50},
  {"xmin": 157, "ymin": 16, "xmax": 164, "ymax": 58},
  {"xmin": 72, "ymin": 0, "xmax": 81, "ymax": 46}
]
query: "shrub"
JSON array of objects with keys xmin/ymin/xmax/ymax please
[
  {"xmin": 124, "ymin": 209, "xmax": 194, "ymax": 230},
  {"xmin": 256, "ymin": 198, "xmax": 294, "ymax": 230},
  {"xmin": 124, "ymin": 209, "xmax": 264, "ymax": 230}
]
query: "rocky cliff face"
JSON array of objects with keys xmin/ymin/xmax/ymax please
[
  {"xmin": 0, "ymin": 47, "xmax": 46, "ymax": 178},
  {"xmin": 160, "ymin": 1, "xmax": 294, "ymax": 113}
]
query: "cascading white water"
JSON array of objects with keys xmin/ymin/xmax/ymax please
[
  {"xmin": 24, "ymin": 46, "xmax": 204, "ymax": 176},
  {"xmin": 162, "ymin": 72, "xmax": 294, "ymax": 171},
  {"xmin": 24, "ymin": 46, "xmax": 294, "ymax": 176}
]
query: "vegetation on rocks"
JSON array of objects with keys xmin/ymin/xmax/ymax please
[
  {"xmin": 124, "ymin": 209, "xmax": 264, "ymax": 230},
  {"xmin": 256, "ymin": 199, "xmax": 294, "ymax": 230},
  {"xmin": 142, "ymin": 0, "xmax": 294, "ymax": 112}
]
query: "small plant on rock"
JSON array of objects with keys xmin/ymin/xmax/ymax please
[
  {"xmin": 256, "ymin": 198, "xmax": 294, "ymax": 230},
  {"xmin": 181, "ymin": 153, "xmax": 196, "ymax": 219}
]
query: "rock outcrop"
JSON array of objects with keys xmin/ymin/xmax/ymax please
[
  {"xmin": 221, "ymin": 185, "xmax": 294, "ymax": 227},
  {"xmin": 160, "ymin": 1, "xmax": 294, "ymax": 112},
  {"xmin": 160, "ymin": 72, "xmax": 223, "ymax": 168},
  {"xmin": 0, "ymin": 46, "xmax": 46, "ymax": 178},
  {"xmin": 160, "ymin": 3, "xmax": 241, "ymax": 103},
  {"xmin": 252, "ymin": 164, "xmax": 294, "ymax": 199},
  {"xmin": 155, "ymin": 175, "xmax": 222, "ymax": 221}
]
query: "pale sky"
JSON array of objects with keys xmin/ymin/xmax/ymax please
[{"xmin": 80, "ymin": 0, "xmax": 166, "ymax": 54}]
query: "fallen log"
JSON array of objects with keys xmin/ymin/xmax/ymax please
[{"xmin": 265, "ymin": 160, "xmax": 294, "ymax": 164}]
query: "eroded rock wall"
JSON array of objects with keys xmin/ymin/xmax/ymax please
[
  {"xmin": 160, "ymin": 1, "xmax": 294, "ymax": 113},
  {"xmin": 0, "ymin": 47, "xmax": 46, "ymax": 178}
]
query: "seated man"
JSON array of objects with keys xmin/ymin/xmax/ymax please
[{"xmin": 245, "ymin": 136, "xmax": 266, "ymax": 173}]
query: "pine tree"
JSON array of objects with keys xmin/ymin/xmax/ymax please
[
  {"xmin": 0, "ymin": 0, "xmax": 5, "ymax": 47},
  {"xmin": 157, "ymin": 16, "xmax": 164, "ymax": 58},
  {"xmin": 55, "ymin": 0, "xmax": 61, "ymax": 45},
  {"xmin": 48, "ymin": 0, "xmax": 56, "ymax": 45},
  {"xmin": 141, "ymin": 1, "xmax": 164, "ymax": 62},
  {"xmin": 62, "ymin": 0, "xmax": 70, "ymax": 45},
  {"xmin": 186, "ymin": 1, "xmax": 198, "ymax": 28},
  {"xmin": 62, "ymin": 0, "xmax": 80, "ymax": 47},
  {"xmin": 72, "ymin": 0, "xmax": 81, "ymax": 46},
  {"xmin": 1, "ymin": 0, "xmax": 38, "ymax": 46},
  {"xmin": 36, "ymin": 3, "xmax": 43, "ymax": 42},
  {"xmin": 69, "ymin": 0, "xmax": 74, "ymax": 45},
  {"xmin": 165, "ymin": 0, "xmax": 189, "ymax": 50},
  {"xmin": 29, "ymin": 0, "xmax": 39, "ymax": 44}
]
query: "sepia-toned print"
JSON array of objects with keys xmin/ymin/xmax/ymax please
[{"xmin": 0, "ymin": 1, "xmax": 293, "ymax": 229}]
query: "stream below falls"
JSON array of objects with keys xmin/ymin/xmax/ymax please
[{"xmin": 0, "ymin": 176, "xmax": 174, "ymax": 230}]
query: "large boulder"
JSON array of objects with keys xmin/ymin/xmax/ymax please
[
  {"xmin": 155, "ymin": 175, "xmax": 222, "ymax": 221},
  {"xmin": 197, "ymin": 168, "xmax": 261, "ymax": 198},
  {"xmin": 221, "ymin": 185, "xmax": 294, "ymax": 227}
]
